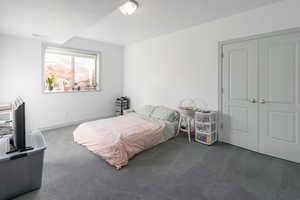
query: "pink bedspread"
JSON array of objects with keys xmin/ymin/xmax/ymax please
[{"xmin": 73, "ymin": 115, "xmax": 165, "ymax": 169}]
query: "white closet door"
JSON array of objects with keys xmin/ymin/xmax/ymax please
[
  {"xmin": 259, "ymin": 33, "xmax": 300, "ymax": 163},
  {"xmin": 222, "ymin": 40, "xmax": 259, "ymax": 151}
]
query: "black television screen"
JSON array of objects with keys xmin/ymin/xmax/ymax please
[{"xmin": 12, "ymin": 97, "xmax": 26, "ymax": 151}]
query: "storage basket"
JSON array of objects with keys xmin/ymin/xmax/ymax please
[
  {"xmin": 0, "ymin": 132, "xmax": 46, "ymax": 200},
  {"xmin": 195, "ymin": 132, "xmax": 217, "ymax": 145},
  {"xmin": 195, "ymin": 111, "xmax": 216, "ymax": 123},
  {"xmin": 195, "ymin": 122, "xmax": 216, "ymax": 133},
  {"xmin": 194, "ymin": 110, "xmax": 217, "ymax": 145}
]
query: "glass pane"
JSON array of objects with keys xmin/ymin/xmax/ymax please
[
  {"xmin": 74, "ymin": 56, "xmax": 97, "ymax": 91},
  {"xmin": 44, "ymin": 52, "xmax": 73, "ymax": 92}
]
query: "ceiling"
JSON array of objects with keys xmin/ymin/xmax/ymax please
[
  {"xmin": 0, "ymin": 0, "xmax": 123, "ymax": 43},
  {"xmin": 0, "ymin": 0, "xmax": 284, "ymax": 45},
  {"xmin": 78, "ymin": 0, "xmax": 284, "ymax": 45}
]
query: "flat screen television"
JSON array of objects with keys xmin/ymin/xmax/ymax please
[
  {"xmin": 13, "ymin": 97, "xmax": 26, "ymax": 151},
  {"xmin": 7, "ymin": 97, "xmax": 33, "ymax": 153}
]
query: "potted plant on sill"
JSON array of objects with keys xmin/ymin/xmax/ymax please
[{"xmin": 46, "ymin": 75, "xmax": 57, "ymax": 91}]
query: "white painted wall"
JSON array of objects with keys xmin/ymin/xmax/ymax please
[
  {"xmin": 124, "ymin": 0, "xmax": 300, "ymax": 110},
  {"xmin": 0, "ymin": 35, "xmax": 124, "ymax": 131}
]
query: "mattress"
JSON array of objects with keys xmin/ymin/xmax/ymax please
[{"xmin": 73, "ymin": 114, "xmax": 177, "ymax": 169}]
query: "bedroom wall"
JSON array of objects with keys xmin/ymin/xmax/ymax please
[
  {"xmin": 0, "ymin": 35, "xmax": 124, "ymax": 131},
  {"xmin": 124, "ymin": 0, "xmax": 300, "ymax": 110}
]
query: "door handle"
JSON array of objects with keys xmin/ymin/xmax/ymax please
[
  {"xmin": 259, "ymin": 98, "xmax": 266, "ymax": 104},
  {"xmin": 249, "ymin": 98, "xmax": 257, "ymax": 103}
]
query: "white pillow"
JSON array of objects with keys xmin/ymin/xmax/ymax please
[
  {"xmin": 151, "ymin": 106, "xmax": 178, "ymax": 122},
  {"xmin": 135, "ymin": 105, "xmax": 156, "ymax": 117}
]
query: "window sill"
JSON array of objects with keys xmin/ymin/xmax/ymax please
[{"xmin": 43, "ymin": 89, "xmax": 101, "ymax": 94}]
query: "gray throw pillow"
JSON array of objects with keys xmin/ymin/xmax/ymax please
[{"xmin": 151, "ymin": 106, "xmax": 178, "ymax": 122}]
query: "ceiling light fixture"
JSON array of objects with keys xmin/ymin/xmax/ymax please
[{"xmin": 119, "ymin": 0, "xmax": 139, "ymax": 16}]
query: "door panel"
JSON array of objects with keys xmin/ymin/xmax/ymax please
[
  {"xmin": 268, "ymin": 44, "xmax": 296, "ymax": 104},
  {"xmin": 229, "ymin": 106, "xmax": 248, "ymax": 132},
  {"xmin": 259, "ymin": 33, "xmax": 300, "ymax": 163},
  {"xmin": 229, "ymin": 50, "xmax": 248, "ymax": 100},
  {"xmin": 222, "ymin": 40, "xmax": 259, "ymax": 151},
  {"xmin": 268, "ymin": 111, "xmax": 296, "ymax": 143}
]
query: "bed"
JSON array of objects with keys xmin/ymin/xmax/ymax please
[{"xmin": 73, "ymin": 105, "xmax": 179, "ymax": 169}]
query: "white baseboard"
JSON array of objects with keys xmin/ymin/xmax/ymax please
[{"xmin": 37, "ymin": 115, "xmax": 114, "ymax": 132}]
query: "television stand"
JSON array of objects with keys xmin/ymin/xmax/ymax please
[
  {"xmin": 6, "ymin": 146, "xmax": 34, "ymax": 154},
  {"xmin": 0, "ymin": 132, "xmax": 46, "ymax": 200}
]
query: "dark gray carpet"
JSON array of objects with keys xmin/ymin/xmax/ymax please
[{"xmin": 14, "ymin": 125, "xmax": 300, "ymax": 200}]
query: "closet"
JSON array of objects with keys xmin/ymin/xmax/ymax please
[{"xmin": 221, "ymin": 30, "xmax": 300, "ymax": 163}]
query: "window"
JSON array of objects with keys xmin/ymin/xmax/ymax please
[{"xmin": 43, "ymin": 47, "xmax": 100, "ymax": 93}]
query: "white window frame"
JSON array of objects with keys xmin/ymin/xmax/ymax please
[{"xmin": 42, "ymin": 45, "xmax": 101, "ymax": 94}]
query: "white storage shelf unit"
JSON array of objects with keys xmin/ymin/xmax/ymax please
[
  {"xmin": 194, "ymin": 111, "xmax": 217, "ymax": 145},
  {"xmin": 0, "ymin": 110, "xmax": 11, "ymax": 121},
  {"xmin": 0, "ymin": 105, "xmax": 13, "ymax": 136}
]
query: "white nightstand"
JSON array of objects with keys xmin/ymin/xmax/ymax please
[
  {"xmin": 176, "ymin": 108, "xmax": 195, "ymax": 143},
  {"xmin": 177, "ymin": 115, "xmax": 193, "ymax": 143}
]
